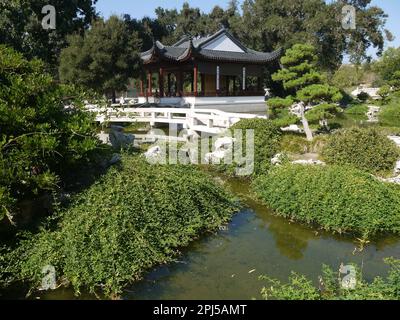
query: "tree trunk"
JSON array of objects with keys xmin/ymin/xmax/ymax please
[
  {"xmin": 301, "ymin": 104, "xmax": 313, "ymax": 141},
  {"xmin": 112, "ymin": 90, "xmax": 116, "ymax": 103}
]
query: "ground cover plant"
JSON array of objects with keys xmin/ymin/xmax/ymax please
[
  {"xmin": 253, "ymin": 165, "xmax": 400, "ymax": 239},
  {"xmin": 261, "ymin": 258, "xmax": 400, "ymax": 300},
  {"xmin": 0, "ymin": 154, "xmax": 239, "ymax": 298}
]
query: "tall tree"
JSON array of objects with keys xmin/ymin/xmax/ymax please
[
  {"xmin": 373, "ymin": 47, "xmax": 400, "ymax": 83},
  {"xmin": 237, "ymin": 0, "xmax": 392, "ymax": 70},
  {"xmin": 59, "ymin": 16, "xmax": 142, "ymax": 102},
  {"xmin": 269, "ymin": 44, "xmax": 342, "ymax": 140},
  {"xmin": 0, "ymin": 0, "xmax": 98, "ymax": 72}
]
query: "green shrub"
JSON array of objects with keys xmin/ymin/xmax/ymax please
[
  {"xmin": 379, "ymin": 103, "xmax": 400, "ymax": 127},
  {"xmin": 2, "ymin": 155, "xmax": 238, "ymax": 297},
  {"xmin": 279, "ymin": 134, "xmax": 328, "ymax": 155},
  {"xmin": 280, "ymin": 134, "xmax": 310, "ymax": 154},
  {"xmin": 261, "ymin": 258, "xmax": 400, "ymax": 300},
  {"xmin": 321, "ymin": 127, "xmax": 400, "ymax": 175},
  {"xmin": 378, "ymin": 85, "xmax": 391, "ymax": 103},
  {"xmin": 230, "ymin": 119, "xmax": 282, "ymax": 175},
  {"xmin": 357, "ymin": 92, "xmax": 370, "ymax": 102},
  {"xmin": 0, "ymin": 45, "xmax": 102, "ymax": 222},
  {"xmin": 344, "ymin": 104, "xmax": 368, "ymax": 115},
  {"xmin": 253, "ymin": 165, "xmax": 400, "ymax": 238}
]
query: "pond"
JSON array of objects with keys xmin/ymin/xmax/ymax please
[{"xmin": 36, "ymin": 177, "xmax": 400, "ymax": 300}]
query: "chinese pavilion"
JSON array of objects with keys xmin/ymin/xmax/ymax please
[{"xmin": 138, "ymin": 28, "xmax": 282, "ymax": 111}]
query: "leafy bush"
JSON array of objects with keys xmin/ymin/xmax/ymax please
[
  {"xmin": 378, "ymin": 85, "xmax": 391, "ymax": 102},
  {"xmin": 379, "ymin": 102, "xmax": 400, "ymax": 127},
  {"xmin": 230, "ymin": 119, "xmax": 282, "ymax": 175},
  {"xmin": 253, "ymin": 165, "xmax": 400, "ymax": 238},
  {"xmin": 279, "ymin": 134, "xmax": 328, "ymax": 155},
  {"xmin": 344, "ymin": 104, "xmax": 368, "ymax": 115},
  {"xmin": 261, "ymin": 258, "xmax": 400, "ymax": 300},
  {"xmin": 321, "ymin": 127, "xmax": 400, "ymax": 175},
  {"xmin": 331, "ymin": 65, "xmax": 363, "ymax": 90},
  {"xmin": 0, "ymin": 45, "xmax": 102, "ymax": 222},
  {"xmin": 279, "ymin": 135, "xmax": 310, "ymax": 154},
  {"xmin": 2, "ymin": 155, "xmax": 238, "ymax": 297},
  {"xmin": 357, "ymin": 92, "xmax": 370, "ymax": 102}
]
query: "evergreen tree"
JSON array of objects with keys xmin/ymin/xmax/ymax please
[
  {"xmin": 59, "ymin": 16, "xmax": 142, "ymax": 102},
  {"xmin": 269, "ymin": 44, "xmax": 342, "ymax": 140}
]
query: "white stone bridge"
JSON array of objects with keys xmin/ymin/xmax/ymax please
[{"xmin": 87, "ymin": 105, "xmax": 266, "ymax": 135}]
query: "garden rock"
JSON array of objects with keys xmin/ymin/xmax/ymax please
[
  {"xmin": 109, "ymin": 128, "xmax": 134, "ymax": 149},
  {"xmin": 271, "ymin": 153, "xmax": 285, "ymax": 165},
  {"xmin": 292, "ymin": 159, "xmax": 325, "ymax": 166},
  {"xmin": 388, "ymin": 136, "xmax": 400, "ymax": 147},
  {"xmin": 109, "ymin": 154, "xmax": 122, "ymax": 166},
  {"xmin": 215, "ymin": 137, "xmax": 236, "ymax": 150},
  {"xmin": 395, "ymin": 160, "xmax": 400, "ymax": 174},
  {"xmin": 280, "ymin": 124, "xmax": 304, "ymax": 133},
  {"xmin": 144, "ymin": 146, "xmax": 162, "ymax": 158}
]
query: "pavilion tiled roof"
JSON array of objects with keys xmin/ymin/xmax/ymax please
[{"xmin": 140, "ymin": 28, "xmax": 282, "ymax": 65}]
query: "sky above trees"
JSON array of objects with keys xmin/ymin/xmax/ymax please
[{"xmin": 95, "ymin": 0, "xmax": 400, "ymax": 58}]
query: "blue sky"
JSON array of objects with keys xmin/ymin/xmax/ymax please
[{"xmin": 95, "ymin": 0, "xmax": 400, "ymax": 57}]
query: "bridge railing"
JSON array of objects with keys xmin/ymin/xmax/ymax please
[{"xmin": 87, "ymin": 105, "xmax": 266, "ymax": 133}]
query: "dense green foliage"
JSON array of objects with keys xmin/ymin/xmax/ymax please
[
  {"xmin": 230, "ymin": 119, "xmax": 281, "ymax": 175},
  {"xmin": 270, "ymin": 44, "xmax": 342, "ymax": 140},
  {"xmin": 0, "ymin": 1, "xmax": 392, "ymax": 75},
  {"xmin": 378, "ymin": 85, "xmax": 391, "ymax": 102},
  {"xmin": 357, "ymin": 92, "xmax": 370, "ymax": 102},
  {"xmin": 237, "ymin": 0, "xmax": 391, "ymax": 69},
  {"xmin": 322, "ymin": 127, "xmax": 400, "ymax": 175},
  {"xmin": 279, "ymin": 134, "xmax": 327, "ymax": 155},
  {"xmin": 380, "ymin": 103, "xmax": 400, "ymax": 127},
  {"xmin": 253, "ymin": 165, "xmax": 400, "ymax": 238},
  {"xmin": 1, "ymin": 155, "xmax": 238, "ymax": 297},
  {"xmin": 0, "ymin": 46, "xmax": 101, "ymax": 223},
  {"xmin": 373, "ymin": 47, "xmax": 400, "ymax": 84},
  {"xmin": 59, "ymin": 16, "xmax": 142, "ymax": 101},
  {"xmin": 261, "ymin": 258, "xmax": 400, "ymax": 300},
  {"xmin": 331, "ymin": 65, "xmax": 363, "ymax": 90},
  {"xmin": 344, "ymin": 104, "xmax": 368, "ymax": 115},
  {"xmin": 0, "ymin": 0, "xmax": 98, "ymax": 72},
  {"xmin": 122, "ymin": 1, "xmax": 391, "ymax": 71}
]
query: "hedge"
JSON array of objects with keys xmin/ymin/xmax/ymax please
[
  {"xmin": 321, "ymin": 127, "xmax": 400, "ymax": 175},
  {"xmin": 1, "ymin": 155, "xmax": 238, "ymax": 297},
  {"xmin": 253, "ymin": 165, "xmax": 400, "ymax": 238}
]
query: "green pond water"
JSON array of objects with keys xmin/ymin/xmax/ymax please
[{"xmin": 34, "ymin": 177, "xmax": 400, "ymax": 300}]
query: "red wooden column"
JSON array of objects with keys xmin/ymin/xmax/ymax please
[
  {"xmin": 147, "ymin": 71, "xmax": 152, "ymax": 96},
  {"xmin": 178, "ymin": 71, "xmax": 183, "ymax": 96},
  {"xmin": 201, "ymin": 74, "xmax": 205, "ymax": 96},
  {"xmin": 167, "ymin": 73, "xmax": 172, "ymax": 96},
  {"xmin": 193, "ymin": 65, "xmax": 198, "ymax": 97},
  {"xmin": 140, "ymin": 80, "xmax": 144, "ymax": 97},
  {"xmin": 159, "ymin": 68, "xmax": 164, "ymax": 97}
]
